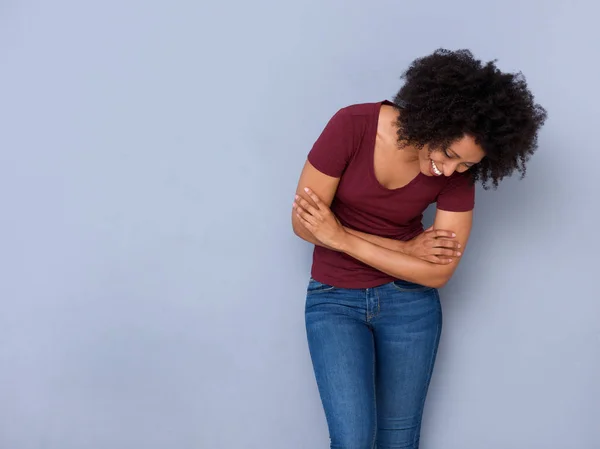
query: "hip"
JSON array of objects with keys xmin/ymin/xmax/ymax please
[{"xmin": 305, "ymin": 277, "xmax": 441, "ymax": 323}]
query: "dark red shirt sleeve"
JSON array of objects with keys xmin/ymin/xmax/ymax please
[
  {"xmin": 307, "ymin": 107, "xmax": 356, "ymax": 178},
  {"xmin": 436, "ymin": 172, "xmax": 475, "ymax": 212}
]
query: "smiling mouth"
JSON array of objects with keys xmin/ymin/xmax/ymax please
[{"xmin": 430, "ymin": 159, "xmax": 443, "ymax": 176}]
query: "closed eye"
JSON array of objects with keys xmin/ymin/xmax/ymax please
[{"xmin": 444, "ymin": 148, "xmax": 476, "ymax": 168}]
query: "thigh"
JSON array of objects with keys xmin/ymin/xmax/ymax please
[
  {"xmin": 372, "ymin": 281, "xmax": 443, "ymax": 449},
  {"xmin": 305, "ymin": 279, "xmax": 376, "ymax": 449}
]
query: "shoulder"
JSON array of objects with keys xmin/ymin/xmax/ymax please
[
  {"xmin": 334, "ymin": 101, "xmax": 382, "ymax": 121},
  {"xmin": 446, "ymin": 171, "xmax": 475, "ymax": 187},
  {"xmin": 339, "ymin": 101, "xmax": 381, "ymax": 114},
  {"xmin": 436, "ymin": 172, "xmax": 475, "ymax": 212},
  {"xmin": 323, "ymin": 101, "xmax": 382, "ymax": 134}
]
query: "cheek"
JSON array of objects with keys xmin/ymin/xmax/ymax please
[
  {"xmin": 420, "ymin": 153, "xmax": 432, "ymax": 168},
  {"xmin": 421, "ymin": 148, "xmax": 435, "ymax": 162},
  {"xmin": 427, "ymin": 149, "xmax": 446, "ymax": 163}
]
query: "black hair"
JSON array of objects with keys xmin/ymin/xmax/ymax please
[{"xmin": 393, "ymin": 48, "xmax": 547, "ymax": 188}]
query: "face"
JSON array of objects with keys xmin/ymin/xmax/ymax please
[{"xmin": 419, "ymin": 135, "xmax": 485, "ymax": 177}]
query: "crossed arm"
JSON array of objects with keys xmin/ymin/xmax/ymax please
[{"xmin": 291, "ymin": 161, "xmax": 473, "ymax": 289}]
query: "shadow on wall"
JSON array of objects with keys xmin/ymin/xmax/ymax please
[{"xmin": 430, "ymin": 139, "xmax": 563, "ymax": 301}]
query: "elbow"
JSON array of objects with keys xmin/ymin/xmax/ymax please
[
  {"xmin": 292, "ymin": 218, "xmax": 302, "ymax": 237},
  {"xmin": 292, "ymin": 216, "xmax": 308, "ymax": 240},
  {"xmin": 423, "ymin": 265, "xmax": 458, "ymax": 289},
  {"xmin": 430, "ymin": 279, "xmax": 447, "ymax": 289},
  {"xmin": 427, "ymin": 274, "xmax": 451, "ymax": 289}
]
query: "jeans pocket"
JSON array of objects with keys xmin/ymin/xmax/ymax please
[
  {"xmin": 391, "ymin": 279, "xmax": 434, "ymax": 292},
  {"xmin": 307, "ymin": 277, "xmax": 336, "ymax": 293}
]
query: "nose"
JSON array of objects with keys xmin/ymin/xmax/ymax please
[{"xmin": 443, "ymin": 162, "xmax": 459, "ymax": 177}]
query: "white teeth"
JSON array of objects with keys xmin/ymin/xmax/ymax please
[{"xmin": 431, "ymin": 160, "xmax": 442, "ymax": 176}]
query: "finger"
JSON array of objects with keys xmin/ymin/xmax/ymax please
[
  {"xmin": 292, "ymin": 200, "xmax": 312, "ymax": 217},
  {"xmin": 296, "ymin": 212, "xmax": 316, "ymax": 233},
  {"xmin": 424, "ymin": 256, "xmax": 453, "ymax": 265},
  {"xmin": 432, "ymin": 248, "xmax": 462, "ymax": 257},
  {"xmin": 303, "ymin": 187, "xmax": 324, "ymax": 209},
  {"xmin": 295, "ymin": 206, "xmax": 319, "ymax": 226},
  {"xmin": 296, "ymin": 212, "xmax": 318, "ymax": 228},
  {"xmin": 292, "ymin": 201, "xmax": 306, "ymax": 213},
  {"xmin": 295, "ymin": 195, "xmax": 320, "ymax": 217},
  {"xmin": 432, "ymin": 230, "xmax": 457, "ymax": 238},
  {"xmin": 432, "ymin": 239, "xmax": 461, "ymax": 249}
]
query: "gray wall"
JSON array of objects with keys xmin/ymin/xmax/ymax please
[{"xmin": 1, "ymin": 1, "xmax": 598, "ymax": 448}]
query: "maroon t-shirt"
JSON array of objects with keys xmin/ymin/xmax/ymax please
[{"xmin": 307, "ymin": 100, "xmax": 475, "ymax": 288}]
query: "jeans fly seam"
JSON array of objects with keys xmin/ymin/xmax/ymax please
[{"xmin": 366, "ymin": 288, "xmax": 380, "ymax": 321}]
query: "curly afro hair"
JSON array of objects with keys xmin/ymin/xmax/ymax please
[{"xmin": 393, "ymin": 49, "xmax": 547, "ymax": 188}]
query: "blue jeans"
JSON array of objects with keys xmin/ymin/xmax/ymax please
[{"xmin": 305, "ymin": 278, "xmax": 442, "ymax": 449}]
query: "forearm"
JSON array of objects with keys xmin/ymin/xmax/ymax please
[
  {"xmin": 338, "ymin": 233, "xmax": 449, "ymax": 288},
  {"xmin": 294, "ymin": 220, "xmax": 407, "ymax": 254},
  {"xmin": 293, "ymin": 221, "xmax": 337, "ymax": 250},
  {"xmin": 343, "ymin": 227, "xmax": 407, "ymax": 252}
]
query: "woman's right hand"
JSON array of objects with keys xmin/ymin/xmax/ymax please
[{"xmin": 403, "ymin": 227, "xmax": 462, "ymax": 264}]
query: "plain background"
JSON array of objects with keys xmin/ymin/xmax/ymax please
[{"xmin": 1, "ymin": 1, "xmax": 598, "ymax": 448}]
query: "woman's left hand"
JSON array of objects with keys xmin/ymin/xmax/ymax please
[{"xmin": 293, "ymin": 188, "xmax": 347, "ymax": 250}]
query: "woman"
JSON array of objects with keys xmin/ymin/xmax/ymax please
[{"xmin": 291, "ymin": 49, "xmax": 547, "ymax": 449}]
